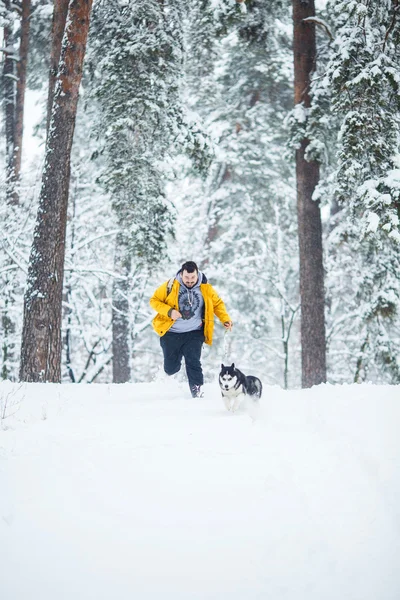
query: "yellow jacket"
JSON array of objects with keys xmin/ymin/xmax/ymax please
[{"xmin": 149, "ymin": 277, "xmax": 231, "ymax": 345}]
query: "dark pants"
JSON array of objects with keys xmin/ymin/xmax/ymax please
[{"xmin": 160, "ymin": 329, "xmax": 204, "ymax": 389}]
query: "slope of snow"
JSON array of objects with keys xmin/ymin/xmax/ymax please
[{"xmin": 1, "ymin": 380, "xmax": 400, "ymax": 600}]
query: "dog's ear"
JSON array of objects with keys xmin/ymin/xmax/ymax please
[
  {"xmin": 231, "ymin": 363, "xmax": 235, "ymax": 369},
  {"xmin": 221, "ymin": 363, "xmax": 224, "ymax": 369}
]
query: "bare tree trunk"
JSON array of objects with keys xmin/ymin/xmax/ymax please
[
  {"xmin": 46, "ymin": 0, "xmax": 69, "ymax": 136},
  {"xmin": 112, "ymin": 234, "xmax": 131, "ymax": 383},
  {"xmin": 354, "ymin": 335, "xmax": 369, "ymax": 383},
  {"xmin": 1, "ymin": 5, "xmax": 18, "ymax": 379},
  {"xmin": 2, "ymin": 6, "xmax": 17, "ymax": 205},
  {"xmin": 20, "ymin": 0, "xmax": 93, "ymax": 383},
  {"xmin": 293, "ymin": 0, "xmax": 326, "ymax": 388},
  {"xmin": 13, "ymin": 0, "xmax": 32, "ymax": 196},
  {"xmin": 1, "ymin": 290, "xmax": 15, "ymax": 380},
  {"xmin": 201, "ymin": 162, "xmax": 230, "ymax": 269},
  {"xmin": 64, "ymin": 178, "xmax": 77, "ymax": 383}
]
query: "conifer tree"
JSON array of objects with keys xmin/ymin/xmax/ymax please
[
  {"xmin": 0, "ymin": 0, "xmax": 34, "ymax": 379},
  {"xmin": 323, "ymin": 0, "xmax": 400, "ymax": 382},
  {"xmin": 46, "ymin": 0, "xmax": 68, "ymax": 134},
  {"xmin": 20, "ymin": 0, "xmax": 94, "ymax": 382},
  {"xmin": 13, "ymin": 0, "xmax": 31, "ymax": 190},
  {"xmin": 292, "ymin": 0, "xmax": 326, "ymax": 388},
  {"xmin": 89, "ymin": 0, "xmax": 208, "ymax": 382},
  {"xmin": 175, "ymin": 0, "xmax": 301, "ymax": 386}
]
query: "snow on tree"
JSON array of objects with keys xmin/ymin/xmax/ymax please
[
  {"xmin": 2, "ymin": 0, "xmax": 400, "ymax": 387},
  {"xmin": 88, "ymin": 0, "xmax": 211, "ymax": 382},
  {"xmin": 290, "ymin": 0, "xmax": 327, "ymax": 388},
  {"xmin": 20, "ymin": 0, "xmax": 94, "ymax": 382},
  {"xmin": 322, "ymin": 0, "xmax": 400, "ymax": 383},
  {"xmin": 166, "ymin": 0, "xmax": 302, "ymax": 387}
]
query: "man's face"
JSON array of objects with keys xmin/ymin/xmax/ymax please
[{"xmin": 182, "ymin": 269, "xmax": 198, "ymax": 288}]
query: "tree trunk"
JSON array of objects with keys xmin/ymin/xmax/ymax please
[
  {"xmin": 46, "ymin": 0, "xmax": 70, "ymax": 136},
  {"xmin": 1, "ymin": 291, "xmax": 15, "ymax": 380},
  {"xmin": 20, "ymin": 0, "xmax": 93, "ymax": 383},
  {"xmin": 2, "ymin": 7, "xmax": 16, "ymax": 205},
  {"xmin": 292, "ymin": 0, "xmax": 326, "ymax": 388},
  {"xmin": 13, "ymin": 0, "xmax": 32, "ymax": 195},
  {"xmin": 112, "ymin": 234, "xmax": 131, "ymax": 383},
  {"xmin": 1, "ymin": 4, "xmax": 18, "ymax": 377}
]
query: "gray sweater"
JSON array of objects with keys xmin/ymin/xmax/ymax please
[{"xmin": 169, "ymin": 271, "xmax": 205, "ymax": 333}]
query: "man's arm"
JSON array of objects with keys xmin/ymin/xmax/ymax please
[
  {"xmin": 210, "ymin": 286, "xmax": 233, "ymax": 328},
  {"xmin": 149, "ymin": 282, "xmax": 173, "ymax": 317},
  {"xmin": 150, "ymin": 281, "xmax": 182, "ymax": 320}
]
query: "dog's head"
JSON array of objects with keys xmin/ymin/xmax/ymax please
[{"xmin": 219, "ymin": 363, "xmax": 237, "ymax": 391}]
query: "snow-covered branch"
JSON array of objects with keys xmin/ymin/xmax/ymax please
[
  {"xmin": 303, "ymin": 17, "xmax": 333, "ymax": 41},
  {"xmin": 70, "ymin": 229, "xmax": 119, "ymax": 254},
  {"xmin": 64, "ymin": 266, "xmax": 127, "ymax": 280},
  {"xmin": 0, "ymin": 242, "xmax": 28, "ymax": 274}
]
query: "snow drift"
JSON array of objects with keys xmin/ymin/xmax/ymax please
[{"xmin": 1, "ymin": 380, "xmax": 399, "ymax": 600}]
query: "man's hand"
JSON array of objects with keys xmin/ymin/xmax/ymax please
[
  {"xmin": 170, "ymin": 309, "xmax": 182, "ymax": 320},
  {"xmin": 224, "ymin": 321, "xmax": 233, "ymax": 331}
]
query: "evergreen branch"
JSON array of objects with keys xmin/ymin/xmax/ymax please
[
  {"xmin": 303, "ymin": 17, "xmax": 333, "ymax": 41},
  {"xmin": 10, "ymin": 2, "xmax": 22, "ymax": 14},
  {"xmin": 383, "ymin": 1, "xmax": 400, "ymax": 53},
  {"xmin": 3, "ymin": 73, "xmax": 19, "ymax": 81},
  {"xmin": 0, "ymin": 48, "xmax": 19, "ymax": 59}
]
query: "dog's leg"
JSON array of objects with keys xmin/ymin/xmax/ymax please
[
  {"xmin": 222, "ymin": 395, "xmax": 231, "ymax": 411},
  {"xmin": 231, "ymin": 393, "xmax": 244, "ymax": 413}
]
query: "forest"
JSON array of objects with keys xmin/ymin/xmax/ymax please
[{"xmin": 0, "ymin": 0, "xmax": 399, "ymax": 389}]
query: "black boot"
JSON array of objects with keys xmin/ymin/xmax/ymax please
[{"xmin": 190, "ymin": 384, "xmax": 204, "ymax": 398}]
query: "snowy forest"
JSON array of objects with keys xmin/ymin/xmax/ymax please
[{"xmin": 0, "ymin": 0, "xmax": 399, "ymax": 389}]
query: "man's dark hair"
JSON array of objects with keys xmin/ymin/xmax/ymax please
[{"xmin": 181, "ymin": 261, "xmax": 198, "ymax": 273}]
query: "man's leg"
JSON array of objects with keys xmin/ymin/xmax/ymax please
[
  {"xmin": 182, "ymin": 329, "xmax": 204, "ymax": 394},
  {"xmin": 160, "ymin": 332, "xmax": 183, "ymax": 376}
]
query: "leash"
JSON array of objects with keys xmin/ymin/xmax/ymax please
[{"xmin": 222, "ymin": 328, "xmax": 232, "ymax": 364}]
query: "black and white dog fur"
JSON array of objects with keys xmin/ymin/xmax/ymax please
[{"xmin": 219, "ymin": 363, "xmax": 262, "ymax": 413}]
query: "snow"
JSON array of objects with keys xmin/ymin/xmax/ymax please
[
  {"xmin": 292, "ymin": 103, "xmax": 308, "ymax": 124},
  {"xmin": 1, "ymin": 380, "xmax": 400, "ymax": 599},
  {"xmin": 388, "ymin": 229, "xmax": 400, "ymax": 243},
  {"xmin": 385, "ymin": 168, "xmax": 400, "ymax": 188},
  {"xmin": 366, "ymin": 211, "xmax": 380, "ymax": 233}
]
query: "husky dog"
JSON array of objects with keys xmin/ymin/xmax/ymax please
[{"xmin": 219, "ymin": 363, "xmax": 262, "ymax": 412}]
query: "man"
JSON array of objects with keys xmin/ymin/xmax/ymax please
[{"xmin": 150, "ymin": 261, "xmax": 233, "ymax": 397}]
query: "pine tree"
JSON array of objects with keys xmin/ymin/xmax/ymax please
[
  {"xmin": 323, "ymin": 0, "xmax": 400, "ymax": 382},
  {"xmin": 89, "ymin": 0, "xmax": 209, "ymax": 382},
  {"xmin": 46, "ymin": 0, "xmax": 68, "ymax": 133},
  {"xmin": 291, "ymin": 0, "xmax": 326, "ymax": 388},
  {"xmin": 20, "ymin": 0, "xmax": 94, "ymax": 382},
  {"xmin": 13, "ymin": 0, "xmax": 31, "ymax": 190},
  {"xmin": 0, "ymin": 0, "xmax": 35, "ymax": 379},
  {"xmin": 171, "ymin": 0, "xmax": 301, "ymax": 387}
]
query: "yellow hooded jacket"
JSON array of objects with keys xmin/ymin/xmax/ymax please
[{"xmin": 149, "ymin": 276, "xmax": 231, "ymax": 345}]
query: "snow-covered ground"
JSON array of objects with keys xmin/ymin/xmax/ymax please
[{"xmin": 1, "ymin": 380, "xmax": 399, "ymax": 600}]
